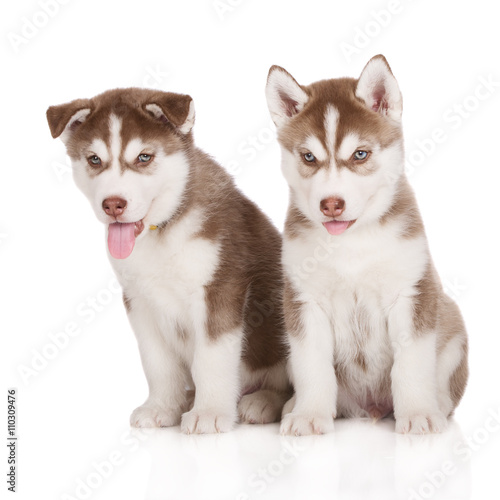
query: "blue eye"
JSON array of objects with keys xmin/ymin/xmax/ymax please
[
  {"xmin": 354, "ymin": 150, "xmax": 368, "ymax": 160},
  {"xmin": 88, "ymin": 155, "xmax": 101, "ymax": 166},
  {"xmin": 304, "ymin": 152, "xmax": 316, "ymax": 162},
  {"xmin": 138, "ymin": 154, "xmax": 152, "ymax": 163}
]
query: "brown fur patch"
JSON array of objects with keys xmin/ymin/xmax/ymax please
[
  {"xmin": 449, "ymin": 343, "xmax": 468, "ymax": 410},
  {"xmin": 336, "ymin": 153, "xmax": 377, "ymax": 177},
  {"xmin": 412, "ymin": 262, "xmax": 440, "ymax": 333},
  {"xmin": 379, "ymin": 176, "xmax": 425, "ymax": 238},
  {"xmin": 436, "ymin": 295, "xmax": 469, "ymax": 412},
  {"xmin": 176, "ymin": 323, "xmax": 189, "ymax": 343},
  {"xmin": 123, "ymin": 293, "xmax": 131, "ymax": 313},
  {"xmin": 283, "ymin": 276, "xmax": 305, "ymax": 339},
  {"xmin": 283, "ymin": 199, "xmax": 315, "ymax": 240},
  {"xmin": 296, "ymin": 156, "xmax": 323, "ymax": 178},
  {"xmin": 85, "ymin": 160, "xmax": 110, "ymax": 178},
  {"xmin": 46, "ymin": 98, "xmax": 92, "ymax": 138},
  {"xmin": 354, "ymin": 351, "xmax": 367, "ymax": 372}
]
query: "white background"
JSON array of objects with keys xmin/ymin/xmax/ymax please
[{"xmin": 2, "ymin": 0, "xmax": 500, "ymax": 499}]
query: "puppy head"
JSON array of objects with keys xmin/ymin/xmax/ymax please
[
  {"xmin": 266, "ymin": 55, "xmax": 405, "ymax": 235},
  {"xmin": 47, "ymin": 88, "xmax": 195, "ymax": 258}
]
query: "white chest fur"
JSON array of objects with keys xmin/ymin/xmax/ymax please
[
  {"xmin": 284, "ymin": 220, "xmax": 429, "ymax": 405},
  {"xmin": 110, "ymin": 209, "xmax": 221, "ymax": 357}
]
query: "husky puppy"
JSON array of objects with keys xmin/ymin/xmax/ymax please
[
  {"xmin": 265, "ymin": 55, "xmax": 468, "ymax": 435},
  {"xmin": 47, "ymin": 88, "xmax": 289, "ymax": 433}
]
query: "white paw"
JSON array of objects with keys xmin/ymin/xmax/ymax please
[
  {"xmin": 238, "ymin": 390, "xmax": 284, "ymax": 424},
  {"xmin": 181, "ymin": 410, "xmax": 235, "ymax": 434},
  {"xmin": 130, "ymin": 404, "xmax": 181, "ymax": 428},
  {"xmin": 280, "ymin": 412, "xmax": 334, "ymax": 436},
  {"xmin": 395, "ymin": 412, "xmax": 448, "ymax": 434}
]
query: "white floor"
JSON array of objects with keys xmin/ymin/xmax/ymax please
[
  {"xmin": 135, "ymin": 419, "xmax": 474, "ymax": 500},
  {"xmin": 16, "ymin": 398, "xmax": 500, "ymax": 500}
]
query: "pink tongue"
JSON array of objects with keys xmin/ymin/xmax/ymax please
[
  {"xmin": 107, "ymin": 223, "xmax": 136, "ymax": 259},
  {"xmin": 323, "ymin": 220, "xmax": 350, "ymax": 235}
]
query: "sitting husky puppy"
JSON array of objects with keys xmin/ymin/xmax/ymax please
[
  {"xmin": 265, "ymin": 55, "xmax": 468, "ymax": 435},
  {"xmin": 47, "ymin": 88, "xmax": 289, "ymax": 433}
]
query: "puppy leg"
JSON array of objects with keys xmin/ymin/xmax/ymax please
[
  {"xmin": 128, "ymin": 302, "xmax": 189, "ymax": 428},
  {"xmin": 280, "ymin": 300, "xmax": 336, "ymax": 436},
  {"xmin": 389, "ymin": 297, "xmax": 446, "ymax": 434},
  {"xmin": 181, "ymin": 329, "xmax": 243, "ymax": 434}
]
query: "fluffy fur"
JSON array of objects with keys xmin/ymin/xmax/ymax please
[
  {"xmin": 47, "ymin": 88, "xmax": 290, "ymax": 433},
  {"xmin": 266, "ymin": 55, "xmax": 468, "ymax": 435}
]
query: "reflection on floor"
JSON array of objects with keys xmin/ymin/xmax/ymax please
[{"xmin": 128, "ymin": 418, "xmax": 471, "ymax": 500}]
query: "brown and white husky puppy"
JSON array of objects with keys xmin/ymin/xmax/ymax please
[
  {"xmin": 47, "ymin": 88, "xmax": 289, "ymax": 433},
  {"xmin": 265, "ymin": 55, "xmax": 468, "ymax": 435}
]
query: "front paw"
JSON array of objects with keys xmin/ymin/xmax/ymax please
[
  {"xmin": 280, "ymin": 412, "xmax": 334, "ymax": 436},
  {"xmin": 130, "ymin": 404, "xmax": 181, "ymax": 428},
  {"xmin": 395, "ymin": 412, "xmax": 448, "ymax": 434},
  {"xmin": 181, "ymin": 409, "xmax": 235, "ymax": 434}
]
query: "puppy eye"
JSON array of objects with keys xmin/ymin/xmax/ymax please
[
  {"xmin": 88, "ymin": 155, "xmax": 102, "ymax": 166},
  {"xmin": 353, "ymin": 150, "xmax": 368, "ymax": 160},
  {"xmin": 138, "ymin": 154, "xmax": 152, "ymax": 163},
  {"xmin": 303, "ymin": 152, "xmax": 316, "ymax": 162}
]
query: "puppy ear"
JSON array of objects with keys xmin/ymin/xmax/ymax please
[
  {"xmin": 46, "ymin": 99, "xmax": 92, "ymax": 141},
  {"xmin": 144, "ymin": 92, "xmax": 195, "ymax": 134},
  {"xmin": 356, "ymin": 55, "xmax": 402, "ymax": 121},
  {"xmin": 266, "ymin": 65, "xmax": 309, "ymax": 127}
]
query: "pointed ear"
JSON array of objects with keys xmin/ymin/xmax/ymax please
[
  {"xmin": 356, "ymin": 55, "xmax": 402, "ymax": 121},
  {"xmin": 46, "ymin": 99, "xmax": 92, "ymax": 141},
  {"xmin": 266, "ymin": 65, "xmax": 309, "ymax": 127},
  {"xmin": 144, "ymin": 92, "xmax": 195, "ymax": 134}
]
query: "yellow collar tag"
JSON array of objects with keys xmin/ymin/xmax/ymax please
[{"xmin": 149, "ymin": 225, "xmax": 158, "ymax": 231}]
